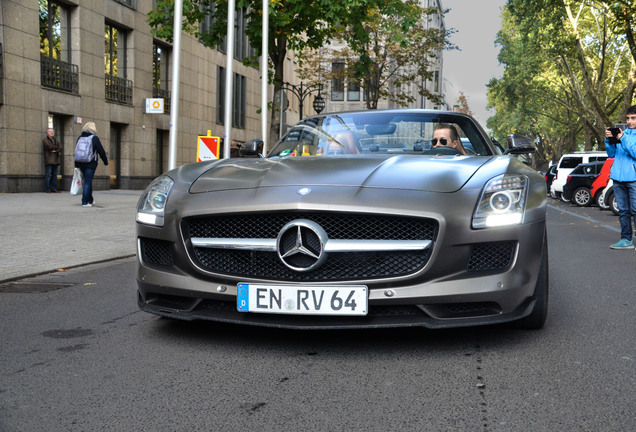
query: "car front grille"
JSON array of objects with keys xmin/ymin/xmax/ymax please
[{"xmin": 184, "ymin": 212, "xmax": 438, "ymax": 282}]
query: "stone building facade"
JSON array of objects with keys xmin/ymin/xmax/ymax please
[
  {"xmin": 0, "ymin": 0, "xmax": 447, "ymax": 193},
  {"xmin": 0, "ymin": 0, "xmax": 268, "ymax": 193}
]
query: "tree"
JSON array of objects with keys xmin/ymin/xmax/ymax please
[
  {"xmin": 455, "ymin": 91, "xmax": 473, "ymax": 116},
  {"xmin": 487, "ymin": 0, "xmax": 635, "ymax": 166},
  {"xmin": 147, "ymin": 0, "xmax": 416, "ymax": 144},
  {"xmin": 298, "ymin": 3, "xmax": 453, "ymax": 109}
]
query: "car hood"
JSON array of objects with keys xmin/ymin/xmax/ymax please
[{"xmin": 189, "ymin": 155, "xmax": 492, "ymax": 194}]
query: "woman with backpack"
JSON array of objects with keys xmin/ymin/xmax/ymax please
[{"xmin": 74, "ymin": 122, "xmax": 108, "ymax": 207}]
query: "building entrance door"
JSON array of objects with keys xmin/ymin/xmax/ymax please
[
  {"xmin": 109, "ymin": 123, "xmax": 123, "ymax": 189},
  {"xmin": 48, "ymin": 114, "xmax": 70, "ymax": 190}
]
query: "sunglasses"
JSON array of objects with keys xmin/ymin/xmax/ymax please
[{"xmin": 431, "ymin": 138, "xmax": 448, "ymax": 145}]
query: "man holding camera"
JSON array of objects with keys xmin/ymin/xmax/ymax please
[{"xmin": 605, "ymin": 105, "xmax": 636, "ymax": 250}]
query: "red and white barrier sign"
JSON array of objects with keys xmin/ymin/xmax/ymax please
[{"xmin": 197, "ymin": 133, "xmax": 220, "ymax": 161}]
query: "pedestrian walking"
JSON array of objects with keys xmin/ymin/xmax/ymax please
[
  {"xmin": 605, "ymin": 105, "xmax": 636, "ymax": 250},
  {"xmin": 74, "ymin": 122, "xmax": 108, "ymax": 207},
  {"xmin": 43, "ymin": 128, "xmax": 62, "ymax": 193}
]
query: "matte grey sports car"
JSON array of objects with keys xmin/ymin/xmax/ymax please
[{"xmin": 136, "ymin": 110, "xmax": 548, "ymax": 329}]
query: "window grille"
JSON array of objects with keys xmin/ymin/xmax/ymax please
[
  {"xmin": 105, "ymin": 74, "xmax": 133, "ymax": 105},
  {"xmin": 41, "ymin": 55, "xmax": 79, "ymax": 94}
]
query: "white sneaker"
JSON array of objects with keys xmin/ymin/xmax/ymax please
[{"xmin": 82, "ymin": 203, "xmax": 93, "ymax": 207}]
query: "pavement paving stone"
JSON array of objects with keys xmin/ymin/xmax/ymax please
[{"xmin": 0, "ymin": 190, "xmax": 142, "ymax": 283}]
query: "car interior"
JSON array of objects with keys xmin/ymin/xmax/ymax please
[{"xmin": 269, "ymin": 113, "xmax": 496, "ymax": 158}]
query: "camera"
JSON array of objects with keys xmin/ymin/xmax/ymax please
[{"xmin": 608, "ymin": 127, "xmax": 621, "ymax": 144}]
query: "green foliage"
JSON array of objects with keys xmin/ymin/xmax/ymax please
[
  {"xmin": 488, "ymin": 0, "xmax": 635, "ymax": 167},
  {"xmin": 298, "ymin": 3, "xmax": 454, "ymax": 109}
]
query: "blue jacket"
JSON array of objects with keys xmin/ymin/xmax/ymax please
[{"xmin": 606, "ymin": 127, "xmax": 636, "ymax": 182}]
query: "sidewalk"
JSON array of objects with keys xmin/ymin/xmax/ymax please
[{"xmin": 0, "ymin": 190, "xmax": 143, "ymax": 283}]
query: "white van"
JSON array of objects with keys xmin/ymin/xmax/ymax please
[{"xmin": 550, "ymin": 152, "xmax": 608, "ymax": 200}]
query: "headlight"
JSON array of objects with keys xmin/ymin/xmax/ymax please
[
  {"xmin": 136, "ymin": 176, "xmax": 174, "ymax": 226},
  {"xmin": 472, "ymin": 174, "xmax": 528, "ymax": 228}
]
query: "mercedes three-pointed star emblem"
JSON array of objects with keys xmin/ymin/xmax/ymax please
[{"xmin": 277, "ymin": 219, "xmax": 328, "ymax": 272}]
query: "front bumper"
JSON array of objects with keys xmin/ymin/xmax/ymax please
[{"xmin": 137, "ymin": 286, "xmax": 537, "ymax": 329}]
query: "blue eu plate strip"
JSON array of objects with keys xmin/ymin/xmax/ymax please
[{"xmin": 237, "ymin": 283, "xmax": 249, "ymax": 312}]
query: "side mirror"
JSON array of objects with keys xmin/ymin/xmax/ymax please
[
  {"xmin": 504, "ymin": 134, "xmax": 536, "ymax": 155},
  {"xmin": 239, "ymin": 139, "xmax": 264, "ymax": 158}
]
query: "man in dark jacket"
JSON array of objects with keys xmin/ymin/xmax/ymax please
[
  {"xmin": 74, "ymin": 122, "xmax": 108, "ymax": 207},
  {"xmin": 43, "ymin": 128, "xmax": 63, "ymax": 193}
]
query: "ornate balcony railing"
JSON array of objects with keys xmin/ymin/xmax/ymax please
[
  {"xmin": 105, "ymin": 74, "xmax": 133, "ymax": 105},
  {"xmin": 40, "ymin": 55, "xmax": 79, "ymax": 94},
  {"xmin": 153, "ymin": 87, "xmax": 171, "ymax": 114}
]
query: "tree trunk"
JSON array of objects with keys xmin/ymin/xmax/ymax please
[{"xmin": 267, "ymin": 38, "xmax": 287, "ymax": 153}]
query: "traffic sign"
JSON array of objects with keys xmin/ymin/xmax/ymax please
[{"xmin": 197, "ymin": 132, "xmax": 220, "ymax": 161}]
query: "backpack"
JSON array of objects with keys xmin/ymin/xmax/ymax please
[{"xmin": 74, "ymin": 135, "xmax": 96, "ymax": 163}]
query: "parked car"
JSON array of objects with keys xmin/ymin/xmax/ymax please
[
  {"xmin": 550, "ymin": 152, "xmax": 608, "ymax": 200},
  {"xmin": 544, "ymin": 164, "xmax": 557, "ymax": 195},
  {"xmin": 590, "ymin": 158, "xmax": 613, "ymax": 208},
  {"xmin": 600, "ymin": 180, "xmax": 619, "ymax": 215},
  {"xmin": 562, "ymin": 161, "xmax": 606, "ymax": 206},
  {"xmin": 135, "ymin": 109, "xmax": 549, "ymax": 330}
]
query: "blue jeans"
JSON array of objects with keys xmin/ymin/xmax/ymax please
[
  {"xmin": 613, "ymin": 180, "xmax": 636, "ymax": 240},
  {"xmin": 44, "ymin": 165, "xmax": 58, "ymax": 192},
  {"xmin": 79, "ymin": 166, "xmax": 96, "ymax": 205}
]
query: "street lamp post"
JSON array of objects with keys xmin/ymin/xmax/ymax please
[{"xmin": 281, "ymin": 82, "xmax": 325, "ymax": 119}]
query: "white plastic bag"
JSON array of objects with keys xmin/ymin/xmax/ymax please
[{"xmin": 70, "ymin": 167, "xmax": 83, "ymax": 196}]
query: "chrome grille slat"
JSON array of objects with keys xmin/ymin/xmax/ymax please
[{"xmin": 184, "ymin": 213, "xmax": 438, "ymax": 281}]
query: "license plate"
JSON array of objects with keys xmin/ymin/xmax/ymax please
[{"xmin": 237, "ymin": 283, "xmax": 368, "ymax": 316}]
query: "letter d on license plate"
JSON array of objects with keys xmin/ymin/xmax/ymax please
[{"xmin": 237, "ymin": 283, "xmax": 368, "ymax": 316}]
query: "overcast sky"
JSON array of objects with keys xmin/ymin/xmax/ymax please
[{"xmin": 441, "ymin": 0, "xmax": 507, "ymax": 130}]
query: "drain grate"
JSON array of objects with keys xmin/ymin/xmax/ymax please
[{"xmin": 0, "ymin": 282, "xmax": 75, "ymax": 293}]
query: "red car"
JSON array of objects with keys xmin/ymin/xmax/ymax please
[{"xmin": 590, "ymin": 158, "xmax": 613, "ymax": 207}]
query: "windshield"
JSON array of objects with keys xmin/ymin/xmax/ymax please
[{"xmin": 268, "ymin": 111, "xmax": 496, "ymax": 158}]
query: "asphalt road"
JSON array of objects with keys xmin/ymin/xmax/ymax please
[{"xmin": 0, "ymin": 201, "xmax": 634, "ymax": 431}]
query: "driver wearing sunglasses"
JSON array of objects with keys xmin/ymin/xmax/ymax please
[{"xmin": 431, "ymin": 124, "xmax": 467, "ymax": 155}]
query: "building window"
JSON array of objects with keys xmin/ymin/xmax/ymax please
[
  {"xmin": 153, "ymin": 42, "xmax": 171, "ymax": 113},
  {"xmin": 217, "ymin": 66, "xmax": 225, "ymax": 124},
  {"xmin": 200, "ymin": 3, "xmax": 227, "ymax": 52},
  {"xmin": 105, "ymin": 23, "xmax": 126, "ymax": 77},
  {"xmin": 434, "ymin": 70, "xmax": 440, "ymax": 92},
  {"xmin": 217, "ymin": 67, "xmax": 246, "ymax": 129},
  {"xmin": 233, "ymin": 74, "xmax": 246, "ymax": 129},
  {"xmin": 39, "ymin": 0, "xmax": 78, "ymax": 93},
  {"xmin": 39, "ymin": 0, "xmax": 70, "ymax": 62},
  {"xmin": 113, "ymin": 0, "xmax": 137, "ymax": 9},
  {"xmin": 234, "ymin": 8, "xmax": 250, "ymax": 61},
  {"xmin": 105, "ymin": 22, "xmax": 132, "ymax": 104},
  {"xmin": 347, "ymin": 81, "xmax": 360, "ymax": 101},
  {"xmin": 331, "ymin": 62, "xmax": 344, "ymax": 101}
]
